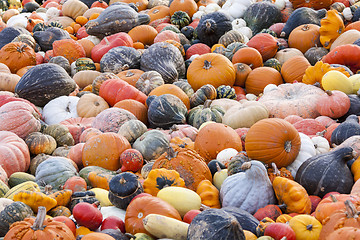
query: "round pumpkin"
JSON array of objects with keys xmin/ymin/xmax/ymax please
[
  {"xmin": 128, "ymin": 25, "xmax": 158, "ymax": 46},
  {"xmin": 187, "ymin": 53, "xmax": 236, "ymax": 91},
  {"xmin": 116, "ymin": 69, "xmax": 144, "ymax": 87},
  {"xmin": 149, "ymin": 84, "xmax": 190, "ymax": 109},
  {"xmin": 281, "ymin": 56, "xmax": 311, "ymax": 83},
  {"xmin": 82, "ymin": 132, "xmax": 131, "ymax": 171},
  {"xmin": 113, "ymin": 99, "xmax": 148, "ymax": 125},
  {"xmin": 245, "ymin": 118, "xmax": 301, "ymax": 168},
  {"xmin": 288, "ymin": 24, "xmax": 321, "ymax": 54},
  {"xmin": 231, "ymin": 47, "xmax": 263, "ymax": 69},
  {"xmin": 76, "ymin": 93, "xmax": 109, "ymax": 118},
  {"xmin": 194, "ymin": 122, "xmax": 242, "ymax": 163},
  {"xmin": 0, "ymin": 42, "xmax": 36, "ymax": 74},
  {"xmin": 245, "ymin": 67, "xmax": 283, "ymax": 95},
  {"xmin": 169, "ymin": 0, "xmax": 197, "ymax": 18}
]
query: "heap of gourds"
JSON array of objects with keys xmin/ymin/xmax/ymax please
[{"xmin": 2, "ymin": 0, "xmax": 360, "ymax": 239}]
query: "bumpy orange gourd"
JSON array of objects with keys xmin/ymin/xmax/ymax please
[
  {"xmin": 52, "ymin": 39, "xmax": 86, "ymax": 64},
  {"xmin": 0, "ymin": 42, "xmax": 36, "ymax": 73},
  {"xmin": 196, "ymin": 179, "xmax": 220, "ymax": 208},
  {"xmin": 143, "ymin": 168, "xmax": 185, "ymax": 196},
  {"xmin": 319, "ymin": 10, "xmax": 345, "ymax": 49}
]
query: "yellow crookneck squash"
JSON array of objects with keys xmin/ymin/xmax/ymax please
[{"xmin": 319, "ymin": 10, "xmax": 345, "ymax": 49}]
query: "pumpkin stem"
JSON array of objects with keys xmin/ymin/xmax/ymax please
[
  {"xmin": 306, "ymin": 224, "xmax": 313, "ymax": 231},
  {"xmin": 125, "ymin": 71, "xmax": 135, "ymax": 77},
  {"xmin": 203, "ymin": 99, "xmax": 212, "ymax": 108},
  {"xmin": 200, "ymin": 203, "xmax": 210, "ymax": 211},
  {"xmin": 325, "ymin": 90, "xmax": 333, "ymax": 96},
  {"xmin": 316, "ymin": 130, "xmax": 326, "ymax": 137},
  {"xmin": 302, "ymin": 24, "xmax": 310, "ymax": 31},
  {"xmin": 345, "ymin": 200, "xmax": 360, "ymax": 218},
  {"xmin": 119, "ymin": 177, "xmax": 126, "ymax": 184},
  {"xmin": 240, "ymin": 161, "xmax": 251, "ymax": 171},
  {"xmin": 271, "ymin": 163, "xmax": 280, "ymax": 175},
  {"xmin": 170, "ymin": 124, "xmax": 179, "ymax": 132},
  {"xmin": 330, "ymin": 194, "xmax": 338, "ymax": 202},
  {"xmin": 277, "ymin": 203, "xmax": 287, "ymax": 211},
  {"xmin": 44, "ymin": 185, "xmax": 53, "ymax": 195},
  {"xmin": 203, "ymin": 60, "xmax": 212, "ymax": 70},
  {"xmin": 31, "ymin": 206, "xmax": 46, "ymax": 231},
  {"xmin": 165, "ymin": 146, "xmax": 178, "ymax": 160},
  {"xmin": 284, "ymin": 141, "xmax": 292, "ymax": 153}
]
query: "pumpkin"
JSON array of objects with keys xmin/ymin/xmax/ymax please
[
  {"xmin": 246, "ymin": 33, "xmax": 279, "ymax": 61},
  {"xmin": 220, "ymin": 160, "xmax": 276, "ymax": 215},
  {"xmin": 331, "ymin": 115, "xmax": 360, "ymax": 146},
  {"xmin": 117, "ymin": 69, "xmax": 144, "ymax": 87},
  {"xmin": 288, "ymin": 24, "xmax": 321, "ymax": 53},
  {"xmin": 113, "ymin": 99, "xmax": 147, "ymax": 124},
  {"xmin": 233, "ymin": 63, "xmax": 252, "ymax": 87},
  {"xmin": 232, "ymin": 47, "xmax": 263, "ymax": 69},
  {"xmin": 143, "ymin": 168, "xmax": 185, "ymax": 196},
  {"xmin": 281, "ymin": 56, "xmax": 311, "ymax": 83},
  {"xmin": 254, "ymin": 205, "xmax": 282, "ymax": 221},
  {"xmin": 135, "ymin": 71, "xmax": 164, "ymax": 95},
  {"xmin": 117, "ymin": 119, "xmax": 147, "ymax": 145},
  {"xmin": 43, "ymin": 124, "xmax": 75, "ymax": 147},
  {"xmin": 169, "ymin": 0, "xmax": 197, "ymax": 18},
  {"xmin": 186, "ymin": 100, "xmax": 225, "ymax": 129},
  {"xmin": 48, "ymin": 188, "xmax": 72, "ymax": 207},
  {"xmin": 152, "ymin": 145, "xmax": 212, "ymax": 191},
  {"xmin": 111, "ymin": 0, "xmax": 148, "ymax": 11},
  {"xmin": 62, "ymin": 0, "xmax": 88, "ymax": 19},
  {"xmin": 52, "ymin": 39, "xmax": 85, "ymax": 64},
  {"xmin": 319, "ymin": 10, "xmax": 345, "ymax": 49},
  {"xmin": 13, "ymin": 190, "xmax": 57, "ymax": 213},
  {"xmin": 0, "ymin": 42, "xmax": 36, "ymax": 74},
  {"xmin": 76, "ymin": 93, "xmax": 109, "ymax": 118},
  {"xmin": 100, "ymin": 46, "xmax": 140, "ymax": 74},
  {"xmin": 48, "ymin": 206, "xmax": 72, "ymax": 217},
  {"xmin": 316, "ymin": 90, "xmax": 350, "ymax": 119},
  {"xmin": 42, "ymin": 96, "xmax": 79, "ymax": 125},
  {"xmin": 288, "ymin": 214, "xmax": 322, "ymax": 240},
  {"xmin": 190, "ymin": 84, "xmax": 217, "ymax": 108},
  {"xmin": 132, "ymin": 129, "xmax": 169, "ymax": 161},
  {"xmin": 194, "ymin": 122, "xmax": 242, "ymax": 163},
  {"xmin": 92, "ymin": 73, "xmax": 119, "ymax": 95},
  {"xmin": 258, "ymin": 82, "xmax": 324, "ymax": 118},
  {"xmin": 140, "ymin": 42, "xmax": 185, "ymax": 83},
  {"xmin": 25, "ymin": 132, "xmax": 57, "ymax": 155},
  {"xmin": 82, "ymin": 132, "xmax": 131, "ymax": 171},
  {"xmin": 149, "ymin": 84, "xmax": 190, "ymax": 109},
  {"xmin": 196, "ymin": 179, "xmax": 220, "ymax": 208},
  {"xmin": 295, "ymin": 147, "xmax": 354, "ymax": 198},
  {"xmin": 322, "ymin": 44, "xmax": 360, "ymax": 74},
  {"xmin": 0, "ymin": 201, "xmax": 33, "ymax": 237},
  {"xmin": 91, "ymin": 107, "xmax": 136, "ymax": 133},
  {"xmin": 125, "ymin": 195, "xmax": 182, "ymax": 235},
  {"xmin": 147, "ymin": 5, "xmax": 170, "ymax": 22},
  {"xmin": 245, "ymin": 118, "xmax": 301, "ymax": 168},
  {"xmin": 245, "ymin": 67, "xmax": 283, "ymax": 95}
]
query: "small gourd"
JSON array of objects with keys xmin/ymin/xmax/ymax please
[
  {"xmin": 143, "ymin": 169, "xmax": 185, "ymax": 196},
  {"xmin": 186, "ymin": 100, "xmax": 225, "ymax": 129},
  {"xmin": 196, "ymin": 179, "xmax": 220, "ymax": 208},
  {"xmin": 331, "ymin": 115, "xmax": 360, "ymax": 146},
  {"xmin": 213, "ymin": 165, "xmax": 228, "ymax": 190},
  {"xmin": 13, "ymin": 190, "xmax": 57, "ymax": 213}
]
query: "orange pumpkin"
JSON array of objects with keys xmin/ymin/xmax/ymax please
[
  {"xmin": 125, "ymin": 195, "xmax": 182, "ymax": 235},
  {"xmin": 169, "ymin": 0, "xmax": 198, "ymax": 18},
  {"xmin": 281, "ymin": 56, "xmax": 311, "ymax": 83},
  {"xmin": 82, "ymin": 132, "xmax": 131, "ymax": 171},
  {"xmin": 116, "ymin": 69, "xmax": 144, "ymax": 86},
  {"xmin": 246, "ymin": 33, "xmax": 279, "ymax": 61},
  {"xmin": 153, "ymin": 30, "xmax": 180, "ymax": 43},
  {"xmin": 234, "ymin": 63, "xmax": 252, "ymax": 87},
  {"xmin": 148, "ymin": 84, "xmax": 190, "ymax": 109},
  {"xmin": 245, "ymin": 67, "xmax": 283, "ymax": 95},
  {"xmin": 152, "ymin": 145, "xmax": 212, "ymax": 191},
  {"xmin": 52, "ymin": 39, "xmax": 86, "ymax": 64},
  {"xmin": 113, "ymin": 99, "xmax": 148, "ymax": 124},
  {"xmin": 16, "ymin": 66, "xmax": 34, "ymax": 77},
  {"xmin": 187, "ymin": 53, "xmax": 236, "ymax": 91},
  {"xmin": 81, "ymin": 232, "xmax": 116, "ymax": 240},
  {"xmin": 76, "ymin": 93, "xmax": 109, "ymax": 118},
  {"xmin": 245, "ymin": 118, "xmax": 301, "ymax": 168},
  {"xmin": 147, "ymin": 5, "xmax": 170, "ymax": 22},
  {"xmin": 288, "ymin": 24, "xmax": 321, "ymax": 53},
  {"xmin": 128, "ymin": 25, "xmax": 158, "ymax": 46},
  {"xmin": 77, "ymin": 39, "xmax": 95, "ymax": 58},
  {"xmin": 112, "ymin": 0, "xmax": 148, "ymax": 11},
  {"xmin": 0, "ymin": 42, "xmax": 36, "ymax": 73},
  {"xmin": 194, "ymin": 122, "xmax": 242, "ymax": 163},
  {"xmin": 232, "ymin": 47, "xmax": 263, "ymax": 69},
  {"xmin": 290, "ymin": 0, "xmax": 332, "ymax": 9}
]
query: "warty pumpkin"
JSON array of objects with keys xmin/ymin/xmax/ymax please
[
  {"xmin": 319, "ymin": 9, "xmax": 345, "ymax": 49},
  {"xmin": 0, "ymin": 42, "xmax": 36, "ymax": 74},
  {"xmin": 152, "ymin": 145, "xmax": 212, "ymax": 191},
  {"xmin": 245, "ymin": 118, "xmax": 301, "ymax": 168},
  {"xmin": 143, "ymin": 168, "xmax": 185, "ymax": 196},
  {"xmin": 113, "ymin": 99, "xmax": 148, "ymax": 125},
  {"xmin": 91, "ymin": 107, "xmax": 136, "ymax": 133},
  {"xmin": 196, "ymin": 179, "xmax": 220, "ymax": 208},
  {"xmin": 187, "ymin": 53, "xmax": 236, "ymax": 91}
]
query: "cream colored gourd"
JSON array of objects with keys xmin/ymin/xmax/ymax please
[
  {"xmin": 213, "ymin": 168, "xmax": 228, "ymax": 190},
  {"xmin": 216, "ymin": 148, "xmax": 238, "ymax": 166},
  {"xmin": 321, "ymin": 70, "xmax": 353, "ymax": 94},
  {"xmin": 349, "ymin": 74, "xmax": 360, "ymax": 94},
  {"xmin": 90, "ymin": 188, "xmax": 112, "ymax": 207},
  {"xmin": 222, "ymin": 101, "xmax": 269, "ymax": 129},
  {"xmin": 42, "ymin": 96, "xmax": 79, "ymax": 125},
  {"xmin": 61, "ymin": 0, "xmax": 88, "ymax": 20},
  {"xmin": 210, "ymin": 99, "xmax": 241, "ymax": 112},
  {"xmin": 73, "ymin": 70, "xmax": 101, "ymax": 89},
  {"xmin": 143, "ymin": 214, "xmax": 189, "ymax": 240},
  {"xmin": 157, "ymin": 187, "xmax": 201, "ymax": 217},
  {"xmin": 220, "ymin": 160, "xmax": 276, "ymax": 214},
  {"xmin": 286, "ymin": 133, "xmax": 317, "ymax": 178},
  {"xmin": 311, "ymin": 136, "xmax": 330, "ymax": 155},
  {"xmin": 330, "ymin": 30, "xmax": 360, "ymax": 51}
]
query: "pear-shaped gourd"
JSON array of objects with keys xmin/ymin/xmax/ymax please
[
  {"xmin": 331, "ymin": 115, "xmax": 360, "ymax": 146},
  {"xmin": 220, "ymin": 160, "xmax": 276, "ymax": 214},
  {"xmin": 295, "ymin": 147, "xmax": 354, "ymax": 198}
]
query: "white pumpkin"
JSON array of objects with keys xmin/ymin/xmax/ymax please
[
  {"xmin": 6, "ymin": 14, "xmax": 29, "ymax": 28},
  {"xmin": 274, "ymin": 0, "xmax": 286, "ymax": 10},
  {"xmin": 246, "ymin": 93, "xmax": 258, "ymax": 101},
  {"xmin": 220, "ymin": 160, "xmax": 276, "ymax": 214},
  {"xmin": 216, "ymin": 148, "xmax": 239, "ymax": 166},
  {"xmin": 311, "ymin": 136, "xmax": 330, "ymax": 155},
  {"xmin": 84, "ymin": 35, "xmax": 101, "ymax": 45},
  {"xmin": 263, "ymin": 84, "xmax": 279, "ymax": 94},
  {"xmin": 220, "ymin": 0, "xmax": 255, "ymax": 20},
  {"xmin": 46, "ymin": 7, "xmax": 60, "ymax": 21},
  {"xmin": 286, "ymin": 133, "xmax": 317, "ymax": 178},
  {"xmin": 210, "ymin": 98, "xmax": 241, "ymax": 112},
  {"xmin": 232, "ymin": 18, "xmax": 253, "ymax": 39},
  {"xmin": 100, "ymin": 206, "xmax": 126, "ymax": 220},
  {"xmin": 43, "ymin": 96, "xmax": 79, "ymax": 125}
]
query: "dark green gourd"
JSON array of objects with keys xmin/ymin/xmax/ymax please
[
  {"xmin": 222, "ymin": 206, "xmax": 260, "ymax": 235},
  {"xmin": 295, "ymin": 147, "xmax": 354, "ymax": 198},
  {"xmin": 331, "ymin": 115, "xmax": 360, "ymax": 146}
]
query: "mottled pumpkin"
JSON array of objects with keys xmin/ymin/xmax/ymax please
[{"xmin": 143, "ymin": 168, "xmax": 185, "ymax": 196}]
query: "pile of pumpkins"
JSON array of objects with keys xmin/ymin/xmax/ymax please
[{"xmin": 2, "ymin": 0, "xmax": 360, "ymax": 239}]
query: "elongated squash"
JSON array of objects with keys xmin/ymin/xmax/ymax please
[
  {"xmin": 143, "ymin": 214, "xmax": 189, "ymax": 240},
  {"xmin": 4, "ymin": 181, "xmax": 40, "ymax": 200}
]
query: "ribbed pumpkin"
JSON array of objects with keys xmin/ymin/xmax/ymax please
[
  {"xmin": 76, "ymin": 93, "xmax": 109, "ymax": 118},
  {"xmin": 246, "ymin": 33, "xmax": 279, "ymax": 61},
  {"xmin": 113, "ymin": 99, "xmax": 148, "ymax": 124},
  {"xmin": 245, "ymin": 67, "xmax": 283, "ymax": 95},
  {"xmin": 281, "ymin": 56, "xmax": 311, "ymax": 83},
  {"xmin": 128, "ymin": 25, "xmax": 158, "ymax": 46},
  {"xmin": 0, "ymin": 42, "xmax": 36, "ymax": 74},
  {"xmin": 169, "ymin": 0, "xmax": 197, "ymax": 18},
  {"xmin": 82, "ymin": 132, "xmax": 131, "ymax": 171},
  {"xmin": 152, "ymin": 146, "xmax": 212, "ymax": 191},
  {"xmin": 194, "ymin": 122, "xmax": 242, "ymax": 163},
  {"xmin": 187, "ymin": 53, "xmax": 236, "ymax": 91},
  {"xmin": 288, "ymin": 24, "xmax": 321, "ymax": 53},
  {"xmin": 148, "ymin": 84, "xmax": 190, "ymax": 109},
  {"xmin": 232, "ymin": 47, "xmax": 263, "ymax": 69},
  {"xmin": 245, "ymin": 118, "xmax": 301, "ymax": 168}
]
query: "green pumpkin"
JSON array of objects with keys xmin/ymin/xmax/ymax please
[
  {"xmin": 173, "ymin": 80, "xmax": 194, "ymax": 98},
  {"xmin": 259, "ymin": 29, "xmax": 277, "ymax": 37},
  {"xmin": 108, "ymin": 172, "xmax": 143, "ymax": 210},
  {"xmin": 79, "ymin": 166, "xmax": 116, "ymax": 186},
  {"xmin": 160, "ymin": 25, "xmax": 181, "ymax": 33},
  {"xmin": 216, "ymin": 85, "xmax": 236, "ymax": 99},
  {"xmin": 69, "ymin": 191, "xmax": 98, "ymax": 211},
  {"xmin": 0, "ymin": 201, "xmax": 34, "ymax": 237},
  {"xmin": 224, "ymin": 42, "xmax": 248, "ymax": 61},
  {"xmin": 32, "ymin": 22, "xmax": 47, "ymax": 32},
  {"xmin": 190, "ymin": 84, "xmax": 217, "ymax": 108},
  {"xmin": 43, "ymin": 124, "xmax": 75, "ymax": 147},
  {"xmin": 8, "ymin": 172, "xmax": 36, "ymax": 188},
  {"xmin": 35, "ymin": 157, "xmax": 78, "ymax": 190},
  {"xmin": 75, "ymin": 57, "xmax": 96, "ymax": 72},
  {"xmin": 0, "ymin": 180, "xmax": 9, "ymax": 198},
  {"xmin": 47, "ymin": 21, "xmax": 63, "ymax": 29},
  {"xmin": 170, "ymin": 11, "xmax": 190, "ymax": 29},
  {"xmin": 187, "ymin": 100, "xmax": 225, "ymax": 129},
  {"xmin": 264, "ymin": 58, "xmax": 282, "ymax": 72},
  {"xmin": 227, "ymin": 152, "xmax": 251, "ymax": 176}
]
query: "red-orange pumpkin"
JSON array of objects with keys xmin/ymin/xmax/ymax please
[
  {"xmin": 0, "ymin": 42, "xmax": 36, "ymax": 73},
  {"xmin": 52, "ymin": 39, "xmax": 86, "ymax": 64},
  {"xmin": 113, "ymin": 99, "xmax": 148, "ymax": 124},
  {"xmin": 246, "ymin": 33, "xmax": 279, "ymax": 61}
]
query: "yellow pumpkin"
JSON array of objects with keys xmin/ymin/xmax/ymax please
[
  {"xmin": 272, "ymin": 177, "xmax": 312, "ymax": 214},
  {"xmin": 13, "ymin": 190, "xmax": 57, "ymax": 212},
  {"xmin": 319, "ymin": 9, "xmax": 345, "ymax": 49},
  {"xmin": 143, "ymin": 169, "xmax": 185, "ymax": 196},
  {"xmin": 76, "ymin": 226, "xmax": 93, "ymax": 237},
  {"xmin": 321, "ymin": 70, "xmax": 353, "ymax": 94},
  {"xmin": 196, "ymin": 179, "xmax": 220, "ymax": 208},
  {"xmin": 289, "ymin": 214, "xmax": 322, "ymax": 240},
  {"xmin": 157, "ymin": 186, "xmax": 201, "ymax": 217}
]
